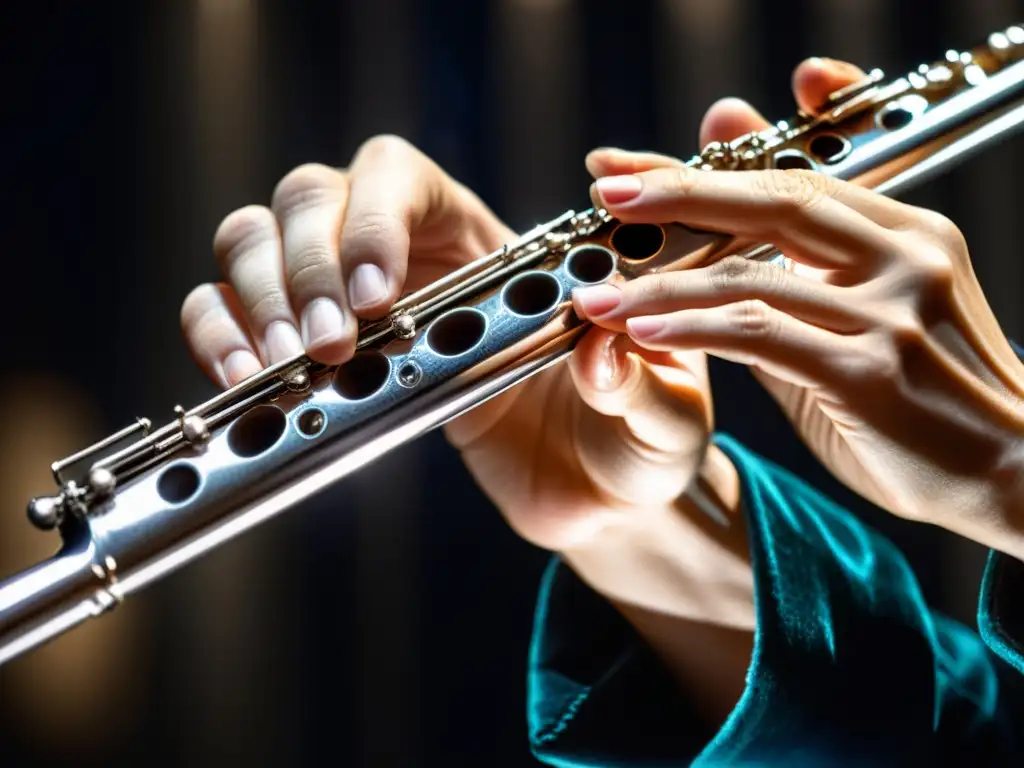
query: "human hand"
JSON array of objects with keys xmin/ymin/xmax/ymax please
[
  {"xmin": 179, "ymin": 60, "xmax": 864, "ymax": 625},
  {"xmin": 178, "ymin": 133, "xmax": 733, "ymax": 622},
  {"xmin": 574, "ymin": 63, "xmax": 1024, "ymax": 558}
]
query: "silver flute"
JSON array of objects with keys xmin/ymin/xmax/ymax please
[{"xmin": 2, "ymin": 25, "xmax": 1024, "ymax": 667}]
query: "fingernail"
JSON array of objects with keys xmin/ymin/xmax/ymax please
[
  {"xmin": 595, "ymin": 175, "xmax": 643, "ymax": 206},
  {"xmin": 626, "ymin": 316, "xmax": 666, "ymax": 340},
  {"xmin": 222, "ymin": 349, "xmax": 262, "ymax": 386},
  {"xmin": 594, "ymin": 334, "xmax": 621, "ymax": 391},
  {"xmin": 301, "ymin": 298, "xmax": 345, "ymax": 349},
  {"xmin": 573, "ymin": 285, "xmax": 621, "ymax": 319},
  {"xmin": 264, "ymin": 321, "xmax": 304, "ymax": 363},
  {"xmin": 348, "ymin": 263, "xmax": 389, "ymax": 311}
]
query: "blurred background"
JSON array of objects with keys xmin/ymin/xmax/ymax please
[{"xmin": 0, "ymin": 0, "xmax": 1021, "ymax": 765}]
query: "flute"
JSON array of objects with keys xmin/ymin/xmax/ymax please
[{"xmin": 2, "ymin": 24, "xmax": 1023, "ymax": 667}]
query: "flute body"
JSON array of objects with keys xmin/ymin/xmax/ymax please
[{"xmin": 2, "ymin": 25, "xmax": 1024, "ymax": 666}]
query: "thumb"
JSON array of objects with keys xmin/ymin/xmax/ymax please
[
  {"xmin": 698, "ymin": 97, "xmax": 772, "ymax": 150},
  {"xmin": 567, "ymin": 325, "xmax": 713, "ymax": 507},
  {"xmin": 792, "ymin": 57, "xmax": 867, "ymax": 114}
]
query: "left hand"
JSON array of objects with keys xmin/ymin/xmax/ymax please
[{"xmin": 573, "ymin": 157, "xmax": 1024, "ymax": 556}]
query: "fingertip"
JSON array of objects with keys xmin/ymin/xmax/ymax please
[
  {"xmin": 264, "ymin": 321, "xmax": 304, "ymax": 365},
  {"xmin": 626, "ymin": 315, "xmax": 667, "ymax": 342},
  {"xmin": 305, "ymin": 336, "xmax": 356, "ymax": 367},
  {"xmin": 347, "ymin": 262, "xmax": 394, "ymax": 318},
  {"xmin": 572, "ymin": 284, "xmax": 622, "ymax": 322},
  {"xmin": 585, "ymin": 147, "xmax": 686, "ymax": 180},
  {"xmin": 300, "ymin": 298, "xmax": 355, "ymax": 365},
  {"xmin": 585, "ymin": 147, "xmax": 620, "ymax": 178},
  {"xmin": 220, "ymin": 349, "xmax": 263, "ymax": 388},
  {"xmin": 792, "ymin": 57, "xmax": 866, "ymax": 114},
  {"xmin": 698, "ymin": 97, "xmax": 770, "ymax": 149},
  {"xmin": 569, "ymin": 327, "xmax": 623, "ymax": 393},
  {"xmin": 593, "ymin": 175, "xmax": 644, "ymax": 208}
]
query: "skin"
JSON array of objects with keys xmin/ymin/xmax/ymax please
[
  {"xmin": 180, "ymin": 57, "xmax": 1023, "ymax": 729},
  {"xmin": 577, "ymin": 131, "xmax": 1024, "ymax": 564}
]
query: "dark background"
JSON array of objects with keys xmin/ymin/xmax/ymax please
[{"xmin": 0, "ymin": 1, "xmax": 1021, "ymax": 766}]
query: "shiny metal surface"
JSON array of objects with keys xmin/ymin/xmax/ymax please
[{"xmin": 2, "ymin": 24, "xmax": 1023, "ymax": 666}]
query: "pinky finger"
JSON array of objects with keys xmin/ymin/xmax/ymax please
[
  {"xmin": 624, "ymin": 300, "xmax": 854, "ymax": 390},
  {"xmin": 181, "ymin": 283, "xmax": 264, "ymax": 389}
]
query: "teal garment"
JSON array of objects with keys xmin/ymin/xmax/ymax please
[{"xmin": 527, "ymin": 433, "xmax": 1024, "ymax": 767}]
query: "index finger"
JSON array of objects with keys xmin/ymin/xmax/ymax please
[
  {"xmin": 338, "ymin": 135, "xmax": 465, "ymax": 318},
  {"xmin": 593, "ymin": 167, "xmax": 908, "ymax": 271}
]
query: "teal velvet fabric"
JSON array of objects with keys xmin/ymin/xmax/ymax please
[
  {"xmin": 527, "ymin": 432, "xmax": 1024, "ymax": 766},
  {"xmin": 979, "ymin": 339, "xmax": 1024, "ymax": 677}
]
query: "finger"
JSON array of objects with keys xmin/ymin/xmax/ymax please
[
  {"xmin": 623, "ymin": 300, "xmax": 857, "ymax": 390},
  {"xmin": 572, "ymin": 258, "xmax": 871, "ymax": 334},
  {"xmin": 792, "ymin": 57, "xmax": 867, "ymax": 115},
  {"xmin": 213, "ymin": 205, "xmax": 304, "ymax": 366},
  {"xmin": 339, "ymin": 135, "xmax": 466, "ymax": 318},
  {"xmin": 592, "ymin": 167, "xmax": 905, "ymax": 270},
  {"xmin": 698, "ymin": 97, "xmax": 771, "ymax": 149},
  {"xmin": 569, "ymin": 328, "xmax": 709, "ymax": 441},
  {"xmin": 585, "ymin": 147, "xmax": 686, "ymax": 178},
  {"xmin": 584, "ymin": 98, "xmax": 772, "ymax": 181},
  {"xmin": 272, "ymin": 162, "xmax": 353, "ymax": 365},
  {"xmin": 181, "ymin": 283, "xmax": 264, "ymax": 389},
  {"xmin": 568, "ymin": 327, "xmax": 713, "ymax": 506}
]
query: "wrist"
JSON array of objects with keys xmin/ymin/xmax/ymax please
[
  {"xmin": 981, "ymin": 441, "xmax": 1024, "ymax": 560},
  {"xmin": 562, "ymin": 443, "xmax": 754, "ymax": 631},
  {"xmin": 562, "ymin": 444, "xmax": 755, "ymax": 727}
]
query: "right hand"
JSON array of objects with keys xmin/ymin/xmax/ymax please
[{"xmin": 179, "ymin": 57, "xmax": 863, "ymax": 623}]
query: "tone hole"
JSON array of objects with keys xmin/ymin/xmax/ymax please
[
  {"xmin": 157, "ymin": 463, "xmax": 201, "ymax": 504},
  {"xmin": 228, "ymin": 405, "xmax": 288, "ymax": 458},
  {"xmin": 565, "ymin": 245, "xmax": 617, "ymax": 284},
  {"xmin": 502, "ymin": 271, "xmax": 562, "ymax": 317},
  {"xmin": 426, "ymin": 309, "xmax": 488, "ymax": 357},
  {"xmin": 610, "ymin": 224, "xmax": 665, "ymax": 261},
  {"xmin": 333, "ymin": 351, "xmax": 392, "ymax": 400}
]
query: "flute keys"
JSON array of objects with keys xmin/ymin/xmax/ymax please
[
  {"xmin": 175, "ymin": 405, "xmax": 211, "ymax": 447},
  {"xmin": 392, "ymin": 313, "xmax": 416, "ymax": 339},
  {"xmin": 284, "ymin": 369, "xmax": 311, "ymax": 392},
  {"xmin": 88, "ymin": 467, "xmax": 116, "ymax": 497},
  {"xmin": 27, "ymin": 496, "xmax": 62, "ymax": 530}
]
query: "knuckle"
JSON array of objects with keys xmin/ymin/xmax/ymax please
[
  {"xmin": 755, "ymin": 168, "xmax": 832, "ymax": 213},
  {"xmin": 342, "ymin": 210, "xmax": 408, "ymax": 259},
  {"xmin": 286, "ymin": 241, "xmax": 338, "ymax": 297},
  {"xmin": 662, "ymin": 167, "xmax": 700, "ymax": 198},
  {"xmin": 180, "ymin": 283, "xmax": 217, "ymax": 327},
  {"xmin": 708, "ymin": 255, "xmax": 753, "ymax": 292},
  {"xmin": 355, "ymin": 133, "xmax": 416, "ymax": 163},
  {"xmin": 213, "ymin": 205, "xmax": 276, "ymax": 264},
  {"xmin": 271, "ymin": 162, "xmax": 343, "ymax": 216},
  {"xmin": 895, "ymin": 236, "xmax": 956, "ymax": 299},
  {"xmin": 180, "ymin": 283, "xmax": 232, "ymax": 343},
  {"xmin": 245, "ymin": 282, "xmax": 289, "ymax": 328},
  {"xmin": 916, "ymin": 209, "xmax": 964, "ymax": 247},
  {"xmin": 884, "ymin": 305, "xmax": 926, "ymax": 346},
  {"xmin": 912, "ymin": 241, "xmax": 955, "ymax": 287},
  {"xmin": 637, "ymin": 274, "xmax": 680, "ymax": 304},
  {"xmin": 732, "ymin": 299, "xmax": 777, "ymax": 340}
]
